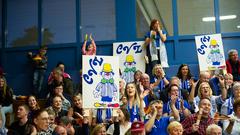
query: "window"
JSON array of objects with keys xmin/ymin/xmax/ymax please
[
  {"xmin": 80, "ymin": 0, "xmax": 116, "ymax": 41},
  {"xmin": 7, "ymin": 0, "xmax": 38, "ymax": 47},
  {"xmin": 178, "ymin": 0, "xmax": 215, "ymax": 35},
  {"xmin": 42, "ymin": 0, "xmax": 76, "ymax": 44},
  {"xmin": 136, "ymin": 3, "xmax": 149, "ymax": 38},
  {"xmin": 219, "ymin": 0, "xmax": 240, "ymax": 33},
  {"xmin": 136, "ymin": 0, "xmax": 173, "ymax": 38}
]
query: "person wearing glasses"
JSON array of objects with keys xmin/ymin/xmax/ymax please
[
  {"xmin": 145, "ymin": 100, "xmax": 180, "ymax": 135},
  {"xmin": 33, "ymin": 109, "xmax": 55, "ymax": 134}
]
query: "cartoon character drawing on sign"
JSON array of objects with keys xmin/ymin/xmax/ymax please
[
  {"xmin": 207, "ymin": 39, "xmax": 223, "ymax": 66},
  {"xmin": 121, "ymin": 55, "xmax": 137, "ymax": 83},
  {"xmin": 94, "ymin": 63, "xmax": 118, "ymax": 103}
]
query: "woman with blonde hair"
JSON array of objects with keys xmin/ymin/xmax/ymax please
[
  {"xmin": 151, "ymin": 64, "xmax": 169, "ymax": 98},
  {"xmin": 0, "ymin": 76, "xmax": 14, "ymax": 128},
  {"xmin": 189, "ymin": 81, "xmax": 227, "ymax": 117},
  {"xmin": 91, "ymin": 123, "xmax": 106, "ymax": 135},
  {"xmin": 124, "ymin": 82, "xmax": 145, "ymax": 122},
  {"xmin": 167, "ymin": 121, "xmax": 183, "ymax": 135}
]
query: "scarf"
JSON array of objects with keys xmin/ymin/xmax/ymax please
[
  {"xmin": 154, "ymin": 77, "xmax": 165, "ymax": 91},
  {"xmin": 227, "ymin": 97, "xmax": 234, "ymax": 115},
  {"xmin": 127, "ymin": 103, "xmax": 140, "ymax": 122},
  {"xmin": 96, "ymin": 109, "xmax": 112, "ymax": 123},
  {"xmin": 181, "ymin": 79, "xmax": 190, "ymax": 92},
  {"xmin": 149, "ymin": 30, "xmax": 160, "ymax": 62},
  {"xmin": 166, "ymin": 98, "xmax": 181, "ymax": 114}
]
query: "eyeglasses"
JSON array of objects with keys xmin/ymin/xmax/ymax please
[{"xmin": 155, "ymin": 106, "xmax": 162, "ymax": 109}]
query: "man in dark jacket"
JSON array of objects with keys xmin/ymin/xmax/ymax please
[{"xmin": 8, "ymin": 104, "xmax": 34, "ymax": 135}]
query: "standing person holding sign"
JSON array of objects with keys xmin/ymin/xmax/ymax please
[{"xmin": 144, "ymin": 19, "xmax": 168, "ymax": 79}]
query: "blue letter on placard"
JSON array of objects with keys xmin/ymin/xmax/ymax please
[
  {"xmin": 83, "ymin": 56, "xmax": 103, "ymax": 84},
  {"xmin": 116, "ymin": 42, "xmax": 142, "ymax": 54},
  {"xmin": 197, "ymin": 36, "xmax": 210, "ymax": 55}
]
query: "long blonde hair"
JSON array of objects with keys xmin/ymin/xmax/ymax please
[
  {"xmin": 0, "ymin": 76, "xmax": 7, "ymax": 96},
  {"xmin": 125, "ymin": 82, "xmax": 140, "ymax": 106},
  {"xmin": 91, "ymin": 123, "xmax": 106, "ymax": 135},
  {"xmin": 198, "ymin": 82, "xmax": 212, "ymax": 98}
]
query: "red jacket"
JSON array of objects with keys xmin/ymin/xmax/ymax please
[{"xmin": 226, "ymin": 59, "xmax": 240, "ymax": 74}]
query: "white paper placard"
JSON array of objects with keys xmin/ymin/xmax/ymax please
[
  {"xmin": 113, "ymin": 41, "xmax": 145, "ymax": 83},
  {"xmin": 195, "ymin": 34, "xmax": 226, "ymax": 71},
  {"xmin": 82, "ymin": 55, "xmax": 119, "ymax": 108}
]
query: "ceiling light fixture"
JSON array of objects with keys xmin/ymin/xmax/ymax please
[{"xmin": 202, "ymin": 15, "xmax": 237, "ymax": 22}]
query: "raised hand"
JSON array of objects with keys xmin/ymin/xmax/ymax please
[
  {"xmin": 189, "ymin": 77, "xmax": 195, "ymax": 87},
  {"xmin": 89, "ymin": 34, "xmax": 93, "ymax": 41},
  {"xmin": 218, "ymin": 75, "xmax": 225, "ymax": 87},
  {"xmin": 139, "ymin": 82, "xmax": 144, "ymax": 92},
  {"xmin": 140, "ymin": 89, "xmax": 147, "ymax": 100},
  {"xmin": 171, "ymin": 94, "xmax": 178, "ymax": 104},
  {"xmin": 84, "ymin": 34, "xmax": 88, "ymax": 41},
  {"xmin": 75, "ymin": 112, "xmax": 83, "ymax": 119},
  {"xmin": 158, "ymin": 25, "xmax": 162, "ymax": 33}
]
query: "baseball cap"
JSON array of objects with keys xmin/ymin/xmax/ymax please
[{"xmin": 131, "ymin": 121, "xmax": 145, "ymax": 133}]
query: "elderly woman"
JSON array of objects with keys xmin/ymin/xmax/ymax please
[
  {"xmin": 151, "ymin": 64, "xmax": 169, "ymax": 98},
  {"xmin": 222, "ymin": 99, "xmax": 240, "ymax": 135},
  {"xmin": 0, "ymin": 76, "xmax": 14, "ymax": 128},
  {"xmin": 189, "ymin": 81, "xmax": 227, "ymax": 117},
  {"xmin": 206, "ymin": 124, "xmax": 222, "ymax": 135},
  {"xmin": 167, "ymin": 121, "xmax": 183, "ymax": 135},
  {"xmin": 226, "ymin": 49, "xmax": 240, "ymax": 81}
]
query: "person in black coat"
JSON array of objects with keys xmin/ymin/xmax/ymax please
[{"xmin": 0, "ymin": 76, "xmax": 14, "ymax": 128}]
